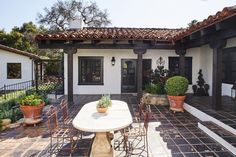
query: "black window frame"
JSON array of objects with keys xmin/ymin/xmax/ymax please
[
  {"xmin": 168, "ymin": 57, "xmax": 192, "ymax": 84},
  {"xmin": 7, "ymin": 63, "xmax": 22, "ymax": 79},
  {"xmin": 78, "ymin": 56, "xmax": 104, "ymax": 85}
]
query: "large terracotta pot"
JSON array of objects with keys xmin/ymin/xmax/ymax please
[
  {"xmin": 96, "ymin": 107, "xmax": 108, "ymax": 113},
  {"xmin": 20, "ymin": 102, "xmax": 45, "ymax": 119},
  {"xmin": 167, "ymin": 95, "xmax": 186, "ymax": 113}
]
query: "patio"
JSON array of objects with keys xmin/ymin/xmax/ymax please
[{"xmin": 0, "ymin": 94, "xmax": 235, "ymax": 157}]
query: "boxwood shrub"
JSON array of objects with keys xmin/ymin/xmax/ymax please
[{"xmin": 165, "ymin": 76, "xmax": 189, "ymax": 96}]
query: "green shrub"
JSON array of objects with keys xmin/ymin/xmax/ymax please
[
  {"xmin": 165, "ymin": 76, "xmax": 189, "ymax": 96},
  {"xmin": 145, "ymin": 83, "xmax": 166, "ymax": 94},
  {"xmin": 156, "ymin": 83, "xmax": 166, "ymax": 95},
  {"xmin": 145, "ymin": 83, "xmax": 158, "ymax": 94}
]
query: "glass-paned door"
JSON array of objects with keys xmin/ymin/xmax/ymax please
[{"xmin": 121, "ymin": 59, "xmax": 151, "ymax": 93}]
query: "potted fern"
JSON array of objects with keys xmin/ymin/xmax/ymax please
[
  {"xmin": 96, "ymin": 95, "xmax": 112, "ymax": 113},
  {"xmin": 165, "ymin": 76, "xmax": 189, "ymax": 112}
]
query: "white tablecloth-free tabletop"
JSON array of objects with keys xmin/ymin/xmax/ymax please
[{"xmin": 72, "ymin": 100, "xmax": 133, "ymax": 132}]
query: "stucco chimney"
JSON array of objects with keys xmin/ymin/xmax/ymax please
[{"xmin": 68, "ymin": 16, "xmax": 84, "ymax": 30}]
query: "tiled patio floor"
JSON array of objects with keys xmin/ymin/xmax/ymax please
[
  {"xmin": 186, "ymin": 95, "xmax": 236, "ymax": 130},
  {"xmin": 0, "ymin": 94, "xmax": 235, "ymax": 157}
]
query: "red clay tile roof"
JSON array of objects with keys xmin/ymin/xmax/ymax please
[
  {"xmin": 36, "ymin": 5, "xmax": 236, "ymax": 43},
  {"xmin": 0, "ymin": 44, "xmax": 40, "ymax": 60},
  {"xmin": 36, "ymin": 28, "xmax": 184, "ymax": 42},
  {"xmin": 173, "ymin": 5, "xmax": 236, "ymax": 41}
]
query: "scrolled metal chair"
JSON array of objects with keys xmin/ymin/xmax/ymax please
[
  {"xmin": 123, "ymin": 100, "xmax": 151, "ymax": 157},
  {"xmin": 59, "ymin": 99, "xmax": 83, "ymax": 139},
  {"xmin": 46, "ymin": 106, "xmax": 79, "ymax": 156}
]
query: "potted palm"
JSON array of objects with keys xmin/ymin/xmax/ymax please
[
  {"xmin": 18, "ymin": 93, "xmax": 45, "ymax": 121},
  {"xmin": 165, "ymin": 76, "xmax": 189, "ymax": 112},
  {"xmin": 96, "ymin": 95, "xmax": 112, "ymax": 113}
]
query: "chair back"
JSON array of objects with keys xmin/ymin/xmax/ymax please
[
  {"xmin": 60, "ymin": 99, "xmax": 69, "ymax": 123},
  {"xmin": 144, "ymin": 109, "xmax": 150, "ymax": 131},
  {"xmin": 46, "ymin": 106, "xmax": 59, "ymax": 134}
]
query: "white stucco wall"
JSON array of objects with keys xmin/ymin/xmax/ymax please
[
  {"xmin": 64, "ymin": 49, "xmax": 200, "ymax": 95},
  {"xmin": 0, "ymin": 49, "xmax": 34, "ymax": 88},
  {"xmin": 188, "ymin": 37, "xmax": 236, "ymax": 96}
]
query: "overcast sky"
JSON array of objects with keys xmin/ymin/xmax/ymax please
[{"xmin": 1, "ymin": 0, "xmax": 236, "ymax": 32}]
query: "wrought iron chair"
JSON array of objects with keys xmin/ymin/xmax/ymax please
[
  {"xmin": 60, "ymin": 99, "xmax": 72, "ymax": 126},
  {"xmin": 123, "ymin": 101, "xmax": 151, "ymax": 157},
  {"xmin": 46, "ymin": 106, "xmax": 79, "ymax": 156},
  {"xmin": 59, "ymin": 99, "xmax": 83, "ymax": 138}
]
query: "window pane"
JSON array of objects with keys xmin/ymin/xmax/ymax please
[
  {"xmin": 168, "ymin": 57, "xmax": 192, "ymax": 84},
  {"xmin": 79, "ymin": 57, "xmax": 103, "ymax": 84},
  {"xmin": 7, "ymin": 63, "xmax": 21, "ymax": 79},
  {"xmin": 222, "ymin": 51, "xmax": 236, "ymax": 84}
]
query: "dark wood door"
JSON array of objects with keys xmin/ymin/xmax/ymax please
[
  {"xmin": 121, "ymin": 59, "xmax": 137, "ymax": 93},
  {"xmin": 121, "ymin": 59, "xmax": 151, "ymax": 93}
]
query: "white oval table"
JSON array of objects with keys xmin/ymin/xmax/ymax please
[{"xmin": 72, "ymin": 100, "xmax": 133, "ymax": 157}]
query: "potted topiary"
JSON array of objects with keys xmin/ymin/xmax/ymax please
[
  {"xmin": 165, "ymin": 76, "xmax": 189, "ymax": 112},
  {"xmin": 17, "ymin": 93, "xmax": 45, "ymax": 125},
  {"xmin": 96, "ymin": 95, "xmax": 112, "ymax": 113}
]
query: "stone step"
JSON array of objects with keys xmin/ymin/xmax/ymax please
[{"xmin": 198, "ymin": 121, "xmax": 236, "ymax": 156}]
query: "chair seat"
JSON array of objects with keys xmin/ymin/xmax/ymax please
[
  {"xmin": 52, "ymin": 127, "xmax": 78, "ymax": 138},
  {"xmin": 124, "ymin": 124, "xmax": 146, "ymax": 138}
]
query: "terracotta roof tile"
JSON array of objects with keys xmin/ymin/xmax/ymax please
[
  {"xmin": 36, "ymin": 27, "xmax": 184, "ymax": 42},
  {"xmin": 36, "ymin": 5, "xmax": 236, "ymax": 43},
  {"xmin": 0, "ymin": 44, "xmax": 40, "ymax": 60},
  {"xmin": 173, "ymin": 5, "xmax": 236, "ymax": 41}
]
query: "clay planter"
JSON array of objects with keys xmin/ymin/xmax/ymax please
[
  {"xmin": 20, "ymin": 102, "xmax": 45, "ymax": 119},
  {"xmin": 167, "ymin": 95, "xmax": 186, "ymax": 113},
  {"xmin": 96, "ymin": 107, "xmax": 108, "ymax": 113}
]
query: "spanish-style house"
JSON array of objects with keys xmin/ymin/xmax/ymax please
[
  {"xmin": 0, "ymin": 44, "xmax": 40, "ymax": 88},
  {"xmin": 36, "ymin": 5, "xmax": 236, "ymax": 110}
]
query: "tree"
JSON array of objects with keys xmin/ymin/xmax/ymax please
[
  {"xmin": 37, "ymin": 0, "xmax": 111, "ymax": 31},
  {"xmin": 0, "ymin": 22, "xmax": 47, "ymax": 53}
]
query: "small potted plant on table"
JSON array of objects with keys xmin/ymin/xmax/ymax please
[
  {"xmin": 96, "ymin": 95, "xmax": 112, "ymax": 113},
  {"xmin": 18, "ymin": 93, "xmax": 45, "ymax": 125},
  {"xmin": 165, "ymin": 76, "xmax": 189, "ymax": 113}
]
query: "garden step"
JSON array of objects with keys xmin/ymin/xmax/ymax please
[{"xmin": 198, "ymin": 121, "xmax": 236, "ymax": 155}]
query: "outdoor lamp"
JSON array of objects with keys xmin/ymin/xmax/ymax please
[
  {"xmin": 111, "ymin": 57, "xmax": 115, "ymax": 66},
  {"xmin": 231, "ymin": 82, "xmax": 236, "ymax": 99}
]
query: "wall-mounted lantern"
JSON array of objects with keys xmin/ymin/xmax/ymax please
[
  {"xmin": 231, "ymin": 82, "xmax": 236, "ymax": 99},
  {"xmin": 111, "ymin": 57, "xmax": 115, "ymax": 66}
]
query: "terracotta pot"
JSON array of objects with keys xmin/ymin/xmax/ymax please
[
  {"xmin": 167, "ymin": 95, "xmax": 186, "ymax": 113},
  {"xmin": 96, "ymin": 107, "xmax": 108, "ymax": 113},
  {"xmin": 20, "ymin": 102, "xmax": 45, "ymax": 119}
]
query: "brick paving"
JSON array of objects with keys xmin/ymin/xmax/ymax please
[{"xmin": 0, "ymin": 94, "xmax": 235, "ymax": 157}]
